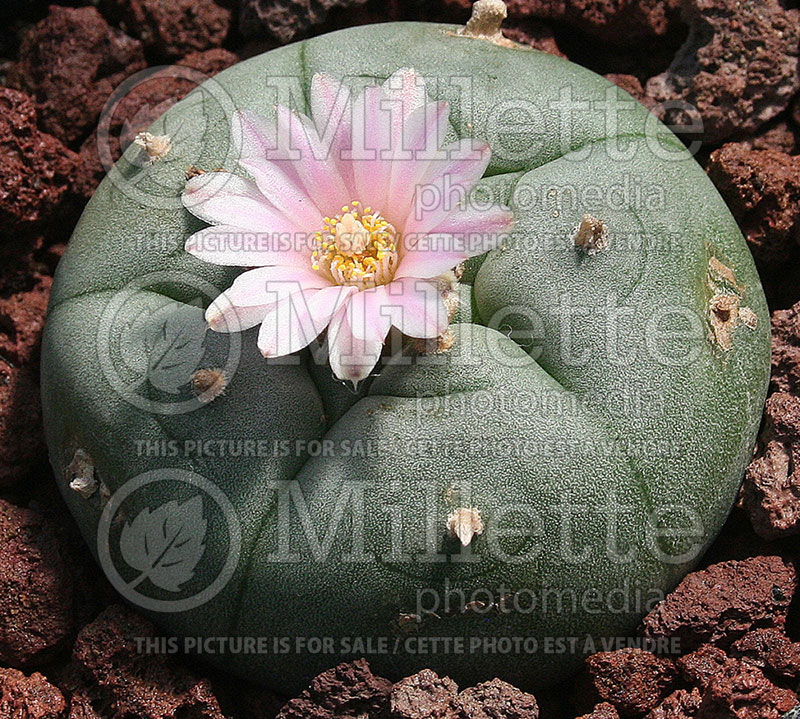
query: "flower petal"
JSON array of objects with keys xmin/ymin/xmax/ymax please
[
  {"xmin": 346, "ymin": 286, "xmax": 392, "ymax": 341},
  {"xmin": 185, "ymin": 224, "xmax": 310, "ymax": 268},
  {"xmin": 394, "ymin": 232, "xmax": 501, "ymax": 279},
  {"xmin": 182, "ymin": 172, "xmax": 303, "ymax": 234},
  {"xmin": 233, "ymin": 109, "xmax": 279, "ymax": 163},
  {"xmin": 275, "ymin": 104, "xmax": 350, "ymax": 213},
  {"xmin": 257, "ymin": 285, "xmax": 355, "ymax": 357},
  {"xmin": 383, "ymin": 278, "xmax": 448, "ymax": 338},
  {"xmin": 349, "ymin": 84, "xmax": 393, "ymax": 212},
  {"xmin": 428, "ymin": 203, "xmax": 515, "ymax": 236},
  {"xmin": 381, "ymin": 68, "xmax": 427, "ymax": 137},
  {"xmin": 206, "ymin": 296, "xmax": 270, "ymax": 333},
  {"xmin": 225, "ymin": 266, "xmax": 331, "ymax": 306},
  {"xmin": 327, "ymin": 305, "xmax": 388, "ymax": 386},
  {"xmin": 310, "ymin": 73, "xmax": 355, "ymax": 193},
  {"xmin": 206, "ymin": 266, "xmax": 333, "ymax": 332},
  {"xmin": 238, "ymin": 158, "xmax": 323, "ymax": 230},
  {"xmin": 233, "ymin": 108, "xmax": 305, "ymax": 189},
  {"xmin": 349, "ymin": 69, "xmax": 430, "ymax": 213},
  {"xmin": 387, "ymin": 101, "xmax": 451, "ymax": 226},
  {"xmin": 404, "ymin": 139, "xmax": 492, "ymax": 236}
]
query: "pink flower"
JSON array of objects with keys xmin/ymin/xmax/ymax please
[{"xmin": 182, "ymin": 68, "xmax": 513, "ymax": 386}]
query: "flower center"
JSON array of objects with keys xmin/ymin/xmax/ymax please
[{"xmin": 311, "ymin": 201, "xmax": 399, "ymax": 289}]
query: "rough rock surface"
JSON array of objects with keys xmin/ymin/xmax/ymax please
[
  {"xmin": 0, "ymin": 499, "xmax": 79, "ymax": 666},
  {"xmin": 61, "ymin": 604, "xmax": 227, "ymax": 719},
  {"xmin": 730, "ymin": 629, "xmax": 800, "ymax": 682},
  {"xmin": 679, "ymin": 647, "xmax": 798, "ymax": 719},
  {"xmin": 741, "ymin": 393, "xmax": 800, "ymax": 540},
  {"xmin": 0, "ymin": 364, "xmax": 45, "ymax": 488},
  {"xmin": 0, "ymin": 270, "xmax": 51, "ymax": 368},
  {"xmin": 0, "ymin": 88, "xmax": 79, "ymax": 233},
  {"xmin": 0, "ymin": 668, "xmax": 66, "ymax": 719},
  {"xmin": 390, "ymin": 669, "xmax": 459, "ymax": 719},
  {"xmin": 277, "ymin": 659, "xmax": 392, "ymax": 718},
  {"xmin": 646, "ymin": 688, "xmax": 702, "ymax": 719},
  {"xmin": 443, "ymin": 0, "xmax": 681, "ymax": 42},
  {"xmin": 645, "ymin": 0, "xmax": 800, "ymax": 142},
  {"xmin": 274, "ymin": 664, "xmax": 539, "ymax": 719},
  {"xmin": 770, "ymin": 302, "xmax": 800, "ymax": 395},
  {"xmin": 605, "ymin": 74, "xmax": 647, "ymax": 104},
  {"xmin": 455, "ymin": 679, "xmax": 539, "ymax": 719},
  {"xmin": 7, "ymin": 5, "xmax": 146, "ymax": 146},
  {"xmin": 580, "ymin": 702, "xmax": 622, "ymax": 719},
  {"xmin": 385, "ymin": 671, "xmax": 539, "ymax": 719},
  {"xmin": 678, "ymin": 646, "xmax": 734, "ymax": 688},
  {"xmin": 239, "ymin": 0, "xmax": 370, "ymax": 42},
  {"xmin": 740, "ymin": 122, "xmax": 799, "ymax": 156},
  {"xmin": 706, "ymin": 144, "xmax": 800, "ymax": 269},
  {"xmin": 640, "ymin": 556, "xmax": 797, "ymax": 651},
  {"xmin": 0, "ymin": 257, "xmax": 53, "ymax": 486},
  {"xmin": 577, "ymin": 649, "xmax": 678, "ymax": 717},
  {"xmin": 108, "ymin": 0, "xmax": 231, "ymax": 60},
  {"xmin": 77, "ymin": 48, "xmax": 239, "ymax": 200}
]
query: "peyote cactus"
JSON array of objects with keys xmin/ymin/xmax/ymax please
[{"xmin": 42, "ymin": 10, "xmax": 770, "ymax": 694}]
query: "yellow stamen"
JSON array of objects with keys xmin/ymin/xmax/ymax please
[{"xmin": 311, "ymin": 202, "xmax": 399, "ymax": 289}]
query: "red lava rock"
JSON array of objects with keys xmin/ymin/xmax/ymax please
[
  {"xmin": 65, "ymin": 688, "xmax": 104, "ymax": 719},
  {"xmin": 640, "ymin": 556, "xmax": 797, "ymax": 652},
  {"xmin": 706, "ymin": 144, "xmax": 800, "ymax": 269},
  {"xmin": 77, "ymin": 48, "xmax": 239, "ymax": 200},
  {"xmin": 0, "ymin": 365, "xmax": 46, "ymax": 488},
  {"xmin": 698, "ymin": 658, "xmax": 796, "ymax": 719},
  {"xmin": 503, "ymin": 20, "xmax": 566, "ymax": 57},
  {"xmin": 107, "ymin": 0, "xmax": 231, "ymax": 60},
  {"xmin": 0, "ymin": 87, "xmax": 79, "ymax": 233},
  {"xmin": 770, "ymin": 302, "xmax": 800, "ymax": 396},
  {"xmin": 645, "ymin": 0, "xmax": 800, "ymax": 143},
  {"xmin": 730, "ymin": 629, "xmax": 800, "ymax": 682},
  {"xmin": 455, "ymin": 678, "xmax": 539, "ymax": 718},
  {"xmin": 739, "ymin": 121, "xmax": 799, "ymax": 155},
  {"xmin": 741, "ymin": 393, "xmax": 800, "ymax": 540},
  {"xmin": 580, "ymin": 702, "xmax": 622, "ymax": 719},
  {"xmin": 646, "ymin": 688, "xmax": 703, "ymax": 719},
  {"xmin": 7, "ymin": 5, "xmax": 146, "ymax": 147},
  {"xmin": 61, "ymin": 604, "xmax": 226, "ymax": 719},
  {"xmin": 0, "ymin": 499, "xmax": 78, "ymax": 666},
  {"xmin": 277, "ymin": 659, "xmax": 392, "ymax": 718},
  {"xmin": 679, "ymin": 646, "xmax": 733, "ymax": 689},
  {"xmin": 0, "ymin": 667, "xmax": 66, "ymax": 719},
  {"xmin": 0, "ymin": 272, "xmax": 52, "ymax": 368},
  {"xmin": 604, "ymin": 74, "xmax": 647, "ymax": 104},
  {"xmin": 0, "ymin": 257, "xmax": 53, "ymax": 487},
  {"xmin": 678, "ymin": 646, "xmax": 797, "ymax": 719},
  {"xmin": 239, "ymin": 0, "xmax": 370, "ymax": 42},
  {"xmin": 443, "ymin": 0, "xmax": 680, "ymax": 42},
  {"xmin": 577, "ymin": 649, "xmax": 678, "ymax": 717},
  {"xmin": 390, "ymin": 669, "xmax": 459, "ymax": 719}
]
